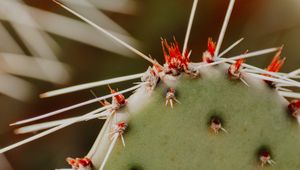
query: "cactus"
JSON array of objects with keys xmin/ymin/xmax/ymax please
[
  {"xmin": 103, "ymin": 74, "xmax": 300, "ymax": 170},
  {"xmin": 1, "ymin": 0, "xmax": 300, "ymax": 170}
]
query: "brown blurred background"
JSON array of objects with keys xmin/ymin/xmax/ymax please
[{"xmin": 1, "ymin": 0, "xmax": 300, "ymax": 169}]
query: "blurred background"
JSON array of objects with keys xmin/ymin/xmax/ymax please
[{"xmin": 0, "ymin": 0, "xmax": 300, "ymax": 169}]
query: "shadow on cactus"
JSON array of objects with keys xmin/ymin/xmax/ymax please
[{"xmin": 1, "ymin": 0, "xmax": 300, "ymax": 170}]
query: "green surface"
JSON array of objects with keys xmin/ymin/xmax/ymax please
[{"xmin": 104, "ymin": 76, "xmax": 300, "ymax": 170}]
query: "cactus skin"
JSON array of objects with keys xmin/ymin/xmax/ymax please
[{"xmin": 102, "ymin": 74, "xmax": 300, "ymax": 170}]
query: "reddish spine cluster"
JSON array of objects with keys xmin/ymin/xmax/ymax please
[
  {"xmin": 288, "ymin": 100, "xmax": 300, "ymax": 117},
  {"xmin": 108, "ymin": 86, "xmax": 127, "ymax": 106},
  {"xmin": 203, "ymin": 38, "xmax": 216, "ymax": 63},
  {"xmin": 161, "ymin": 38, "xmax": 190, "ymax": 74},
  {"xmin": 116, "ymin": 122, "xmax": 127, "ymax": 133},
  {"xmin": 207, "ymin": 38, "xmax": 216, "ymax": 56},
  {"xmin": 266, "ymin": 48, "xmax": 285, "ymax": 73},
  {"xmin": 263, "ymin": 47, "xmax": 285, "ymax": 87},
  {"xmin": 66, "ymin": 157, "xmax": 92, "ymax": 170},
  {"xmin": 228, "ymin": 58, "xmax": 245, "ymax": 79}
]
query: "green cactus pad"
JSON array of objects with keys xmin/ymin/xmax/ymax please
[{"xmin": 103, "ymin": 75, "xmax": 300, "ymax": 170}]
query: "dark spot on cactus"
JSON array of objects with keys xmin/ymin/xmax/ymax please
[
  {"xmin": 212, "ymin": 117, "xmax": 221, "ymax": 125},
  {"xmin": 206, "ymin": 112, "xmax": 225, "ymax": 127},
  {"xmin": 256, "ymin": 145, "xmax": 273, "ymax": 161},
  {"xmin": 208, "ymin": 115, "xmax": 227, "ymax": 134},
  {"xmin": 129, "ymin": 165, "xmax": 143, "ymax": 170}
]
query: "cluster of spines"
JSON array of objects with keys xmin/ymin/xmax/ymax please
[
  {"xmin": 66, "ymin": 157, "xmax": 93, "ymax": 170},
  {"xmin": 161, "ymin": 37, "xmax": 190, "ymax": 75}
]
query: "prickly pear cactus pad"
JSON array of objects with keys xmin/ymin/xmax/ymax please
[{"xmin": 105, "ymin": 76, "xmax": 300, "ymax": 170}]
